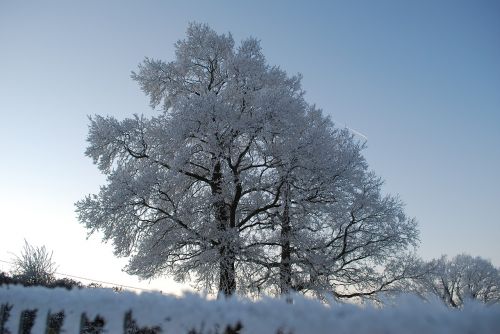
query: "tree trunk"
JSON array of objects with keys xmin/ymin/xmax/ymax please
[
  {"xmin": 218, "ymin": 244, "xmax": 236, "ymax": 297},
  {"xmin": 279, "ymin": 183, "xmax": 292, "ymax": 296},
  {"xmin": 212, "ymin": 161, "xmax": 236, "ymax": 297}
]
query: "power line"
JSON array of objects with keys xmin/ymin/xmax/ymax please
[
  {"xmin": 0, "ymin": 259, "xmax": 163, "ymax": 293},
  {"xmin": 53, "ymin": 272, "xmax": 157, "ymax": 293}
]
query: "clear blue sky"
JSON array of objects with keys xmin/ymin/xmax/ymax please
[{"xmin": 1, "ymin": 1, "xmax": 499, "ymax": 292}]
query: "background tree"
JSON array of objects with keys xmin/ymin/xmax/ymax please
[
  {"xmin": 287, "ymin": 172, "xmax": 422, "ymax": 300},
  {"xmin": 76, "ymin": 23, "xmax": 420, "ymax": 298},
  {"xmin": 419, "ymin": 254, "xmax": 500, "ymax": 307},
  {"xmin": 11, "ymin": 240, "xmax": 57, "ymax": 286},
  {"xmin": 243, "ymin": 148, "xmax": 422, "ymax": 299}
]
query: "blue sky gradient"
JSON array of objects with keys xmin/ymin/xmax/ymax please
[{"xmin": 1, "ymin": 0, "xmax": 499, "ymax": 291}]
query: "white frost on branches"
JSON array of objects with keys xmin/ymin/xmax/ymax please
[
  {"xmin": 76, "ymin": 23, "xmax": 420, "ymax": 298},
  {"xmin": 11, "ymin": 240, "xmax": 57, "ymax": 286},
  {"xmin": 419, "ymin": 255, "xmax": 500, "ymax": 307}
]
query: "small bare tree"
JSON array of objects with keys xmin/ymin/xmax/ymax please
[{"xmin": 12, "ymin": 240, "xmax": 57, "ymax": 286}]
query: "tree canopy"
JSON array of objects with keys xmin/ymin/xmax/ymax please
[{"xmin": 76, "ymin": 23, "xmax": 419, "ymax": 298}]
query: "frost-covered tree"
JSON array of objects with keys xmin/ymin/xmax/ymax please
[
  {"xmin": 230, "ymin": 103, "xmax": 421, "ymax": 299},
  {"xmin": 243, "ymin": 149, "xmax": 422, "ymax": 299},
  {"xmin": 420, "ymin": 255, "xmax": 500, "ymax": 307},
  {"xmin": 11, "ymin": 240, "xmax": 57, "ymax": 286},
  {"xmin": 76, "ymin": 23, "xmax": 419, "ymax": 298},
  {"xmin": 77, "ymin": 23, "xmax": 309, "ymax": 296},
  {"xmin": 222, "ymin": 105, "xmax": 357, "ymax": 294},
  {"xmin": 281, "ymin": 172, "xmax": 422, "ymax": 300}
]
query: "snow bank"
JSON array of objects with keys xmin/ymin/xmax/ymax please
[{"xmin": 1, "ymin": 285, "xmax": 499, "ymax": 333}]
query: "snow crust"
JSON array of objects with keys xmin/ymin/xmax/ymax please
[{"xmin": 1, "ymin": 285, "xmax": 499, "ymax": 333}]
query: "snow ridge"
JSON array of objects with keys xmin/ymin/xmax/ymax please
[{"xmin": 1, "ymin": 285, "xmax": 500, "ymax": 333}]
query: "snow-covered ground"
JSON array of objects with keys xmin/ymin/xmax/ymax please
[{"xmin": 1, "ymin": 285, "xmax": 499, "ymax": 333}]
